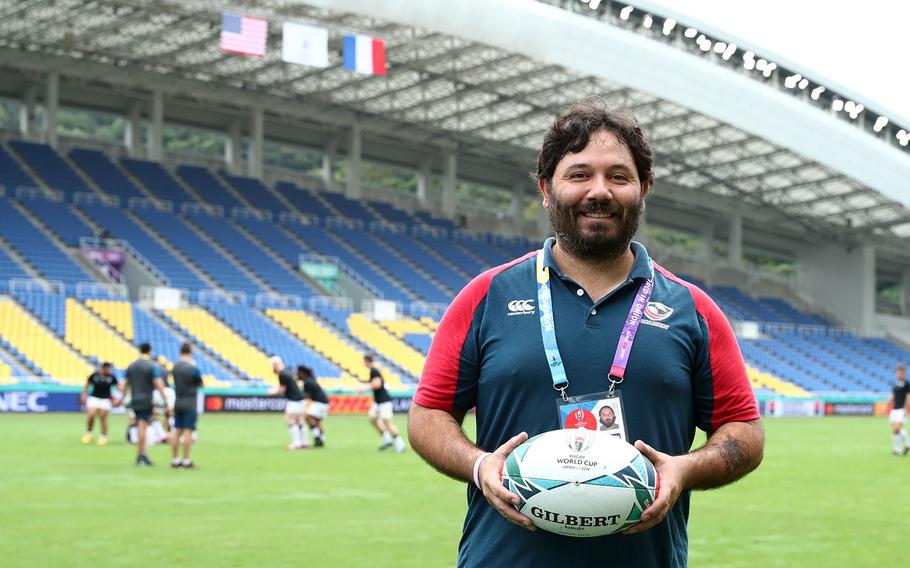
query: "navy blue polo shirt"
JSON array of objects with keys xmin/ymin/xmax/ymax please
[{"xmin": 415, "ymin": 238, "xmax": 758, "ymax": 568}]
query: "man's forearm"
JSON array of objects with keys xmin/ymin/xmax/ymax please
[
  {"xmin": 678, "ymin": 419, "xmax": 764, "ymax": 491},
  {"xmin": 408, "ymin": 403, "xmax": 484, "ymax": 483}
]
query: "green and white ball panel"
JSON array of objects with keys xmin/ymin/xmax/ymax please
[{"xmin": 501, "ymin": 429, "xmax": 658, "ymax": 537}]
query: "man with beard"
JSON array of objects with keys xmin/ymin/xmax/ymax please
[
  {"xmin": 408, "ymin": 97, "xmax": 764, "ymax": 567},
  {"xmin": 598, "ymin": 404, "xmax": 620, "ymax": 432}
]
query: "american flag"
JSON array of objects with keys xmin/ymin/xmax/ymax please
[{"xmin": 220, "ymin": 12, "xmax": 268, "ymax": 57}]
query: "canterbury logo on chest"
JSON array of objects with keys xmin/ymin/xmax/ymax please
[{"xmin": 507, "ymin": 299, "xmax": 536, "ymax": 315}]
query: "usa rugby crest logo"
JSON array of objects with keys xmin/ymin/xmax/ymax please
[{"xmin": 644, "ymin": 301, "xmax": 673, "ymax": 322}]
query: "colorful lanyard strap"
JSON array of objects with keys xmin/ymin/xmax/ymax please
[{"xmin": 536, "ymin": 250, "xmax": 653, "ymax": 401}]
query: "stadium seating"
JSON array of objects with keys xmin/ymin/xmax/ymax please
[
  {"xmin": 163, "ymin": 306, "xmax": 274, "ymax": 383},
  {"xmin": 200, "ymin": 299, "xmax": 342, "ymax": 381},
  {"xmin": 367, "ymin": 200, "xmax": 416, "ymax": 227},
  {"xmin": 0, "ymin": 144, "xmax": 42, "ymax": 190},
  {"xmin": 0, "ymin": 246, "xmax": 31, "ymax": 287},
  {"xmin": 219, "ymin": 171, "xmax": 288, "ymax": 213},
  {"xmin": 379, "ymin": 318, "xmax": 434, "ymax": 355},
  {"xmin": 176, "ymin": 165, "xmax": 246, "ymax": 210},
  {"xmin": 121, "ymin": 158, "xmax": 196, "ymax": 204},
  {"xmin": 0, "ymin": 199, "xmax": 94, "ymax": 289},
  {"xmin": 346, "ymin": 313, "xmax": 425, "ymax": 378},
  {"xmin": 69, "ymin": 149, "xmax": 148, "ymax": 202},
  {"xmin": 85, "ymin": 299, "xmax": 134, "ymax": 340},
  {"xmin": 0, "ymin": 296, "xmax": 93, "ymax": 383},
  {"xmin": 274, "ymin": 181, "xmax": 334, "ymax": 218},
  {"xmin": 267, "ymin": 308, "xmax": 405, "ymax": 391},
  {"xmin": 64, "ymin": 298, "xmax": 137, "ymax": 370},
  {"xmin": 283, "ymin": 221, "xmax": 413, "ymax": 303},
  {"xmin": 321, "ymin": 191, "xmax": 379, "ymax": 224},
  {"xmin": 16, "ymin": 194, "xmax": 96, "ymax": 247},
  {"xmin": 184, "ymin": 213, "xmax": 316, "ymax": 297},
  {"xmin": 141, "ymin": 208, "xmax": 265, "ymax": 296},
  {"xmin": 7, "ymin": 141, "xmax": 95, "ymax": 198}
]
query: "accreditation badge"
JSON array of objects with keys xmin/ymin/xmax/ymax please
[{"xmin": 556, "ymin": 391, "xmax": 628, "ymax": 442}]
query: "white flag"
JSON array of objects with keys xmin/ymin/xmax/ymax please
[{"xmin": 282, "ymin": 22, "xmax": 329, "ymax": 67}]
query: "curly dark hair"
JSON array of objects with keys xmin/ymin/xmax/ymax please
[{"xmin": 533, "ymin": 96, "xmax": 654, "ymax": 188}]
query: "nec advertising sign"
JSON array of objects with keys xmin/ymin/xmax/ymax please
[{"xmin": 0, "ymin": 391, "xmax": 80, "ymax": 413}]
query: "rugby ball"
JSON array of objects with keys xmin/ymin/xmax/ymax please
[{"xmin": 501, "ymin": 428, "xmax": 659, "ymax": 537}]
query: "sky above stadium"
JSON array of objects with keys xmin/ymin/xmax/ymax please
[{"xmin": 643, "ymin": 0, "xmax": 910, "ymax": 124}]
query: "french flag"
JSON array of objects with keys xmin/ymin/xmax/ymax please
[{"xmin": 343, "ymin": 34, "xmax": 387, "ymax": 75}]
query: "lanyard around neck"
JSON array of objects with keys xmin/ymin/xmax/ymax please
[{"xmin": 535, "ymin": 249, "xmax": 653, "ymax": 400}]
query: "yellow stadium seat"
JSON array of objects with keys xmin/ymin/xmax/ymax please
[
  {"xmin": 348, "ymin": 314, "xmax": 425, "ymax": 378},
  {"xmin": 165, "ymin": 307, "xmax": 275, "ymax": 383},
  {"xmin": 0, "ymin": 298, "xmax": 93, "ymax": 384},
  {"xmin": 0, "ymin": 358, "xmax": 11, "ymax": 381},
  {"xmin": 85, "ymin": 299, "xmax": 134, "ymax": 340},
  {"xmin": 746, "ymin": 365, "xmax": 810, "ymax": 397},
  {"xmin": 380, "ymin": 317, "xmax": 434, "ymax": 338},
  {"xmin": 419, "ymin": 316, "xmax": 439, "ymax": 331},
  {"xmin": 65, "ymin": 299, "xmax": 139, "ymax": 370},
  {"xmin": 267, "ymin": 308, "xmax": 405, "ymax": 390}
]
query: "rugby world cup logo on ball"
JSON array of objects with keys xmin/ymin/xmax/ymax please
[{"xmin": 501, "ymin": 429, "xmax": 660, "ymax": 537}]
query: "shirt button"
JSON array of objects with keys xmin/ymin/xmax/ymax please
[
  {"xmin": 576, "ymin": 289, "xmax": 584, "ymax": 296},
  {"xmin": 591, "ymin": 309, "xmax": 597, "ymax": 315}
]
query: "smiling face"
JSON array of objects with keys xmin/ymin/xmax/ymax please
[{"xmin": 539, "ymin": 129, "xmax": 649, "ymax": 262}]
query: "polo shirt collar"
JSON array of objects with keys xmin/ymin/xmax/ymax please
[{"xmin": 540, "ymin": 237, "xmax": 654, "ymax": 282}]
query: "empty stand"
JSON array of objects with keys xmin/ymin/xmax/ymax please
[
  {"xmin": 0, "ymin": 145, "xmax": 41, "ymax": 190},
  {"xmin": 220, "ymin": 171, "xmax": 288, "ymax": 213},
  {"xmin": 8, "ymin": 141, "xmax": 95, "ymax": 198},
  {"xmin": 121, "ymin": 158, "xmax": 196, "ymax": 204},
  {"xmin": 17, "ymin": 194, "xmax": 96, "ymax": 246},
  {"xmin": 274, "ymin": 181, "xmax": 334, "ymax": 218},
  {"xmin": 347, "ymin": 313, "xmax": 425, "ymax": 378},
  {"xmin": 69, "ymin": 149, "xmax": 148, "ymax": 202},
  {"xmin": 176, "ymin": 165, "xmax": 247, "ymax": 210},
  {"xmin": 65, "ymin": 298, "xmax": 137, "ymax": 369}
]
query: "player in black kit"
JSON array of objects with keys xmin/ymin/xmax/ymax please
[
  {"xmin": 359, "ymin": 354, "xmax": 405, "ymax": 453},
  {"xmin": 297, "ymin": 365, "xmax": 329, "ymax": 448},
  {"xmin": 268, "ymin": 356, "xmax": 308, "ymax": 450},
  {"xmin": 887, "ymin": 365, "xmax": 910, "ymax": 455},
  {"xmin": 80, "ymin": 362, "xmax": 119, "ymax": 445}
]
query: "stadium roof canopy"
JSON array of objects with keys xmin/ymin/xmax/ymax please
[{"xmin": 2, "ymin": 0, "xmax": 910, "ymax": 258}]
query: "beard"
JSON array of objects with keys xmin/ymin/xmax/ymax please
[{"xmin": 547, "ymin": 191, "xmax": 644, "ymax": 262}]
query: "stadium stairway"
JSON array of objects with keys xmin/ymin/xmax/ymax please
[
  {"xmin": 68, "ymin": 149, "xmax": 152, "ymax": 203},
  {"xmin": 378, "ymin": 317, "xmax": 434, "ymax": 355},
  {"xmin": 0, "ymin": 295, "xmax": 93, "ymax": 383},
  {"xmin": 7, "ymin": 141, "xmax": 100, "ymax": 199},
  {"xmin": 266, "ymin": 308, "xmax": 406, "ymax": 391},
  {"xmin": 65, "ymin": 297, "xmax": 139, "ymax": 371},
  {"xmin": 76, "ymin": 202, "xmax": 214, "ymax": 292},
  {"xmin": 329, "ymin": 224, "xmax": 450, "ymax": 303},
  {"xmin": 346, "ymin": 313, "xmax": 426, "ymax": 378},
  {"xmin": 162, "ymin": 306, "xmax": 275, "ymax": 383},
  {"xmin": 0, "ymin": 199, "xmax": 95, "ymax": 291},
  {"xmin": 282, "ymin": 221, "xmax": 414, "ymax": 304},
  {"xmin": 184, "ymin": 212, "xmax": 318, "ymax": 298},
  {"xmin": 137, "ymin": 208, "xmax": 267, "ymax": 297}
]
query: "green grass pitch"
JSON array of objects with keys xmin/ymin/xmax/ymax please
[{"xmin": 0, "ymin": 414, "xmax": 907, "ymax": 567}]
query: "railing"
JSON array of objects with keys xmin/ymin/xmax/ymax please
[
  {"xmin": 8, "ymin": 278, "xmax": 65, "ymax": 294},
  {"xmin": 254, "ymin": 292, "xmax": 303, "ymax": 308},
  {"xmin": 128, "ymin": 196, "xmax": 173, "ymax": 212},
  {"xmin": 278, "ymin": 211, "xmax": 319, "ymax": 226},
  {"xmin": 412, "ymin": 224, "xmax": 447, "ymax": 238},
  {"xmin": 15, "ymin": 185, "xmax": 63, "ymax": 202},
  {"xmin": 75, "ymin": 281, "xmax": 128, "ymax": 299},
  {"xmin": 405, "ymin": 301, "xmax": 449, "ymax": 319},
  {"xmin": 298, "ymin": 253, "xmax": 384, "ymax": 299},
  {"xmin": 78, "ymin": 236, "xmax": 171, "ymax": 287},
  {"xmin": 138, "ymin": 285, "xmax": 190, "ymax": 309},
  {"xmin": 758, "ymin": 322, "xmax": 855, "ymax": 336},
  {"xmin": 180, "ymin": 202, "xmax": 224, "ymax": 217},
  {"xmin": 198, "ymin": 288, "xmax": 247, "ymax": 304},
  {"xmin": 368, "ymin": 220, "xmax": 406, "ymax": 234},
  {"xmin": 230, "ymin": 206, "xmax": 273, "ymax": 221},
  {"xmin": 73, "ymin": 191, "xmax": 119, "ymax": 207},
  {"xmin": 307, "ymin": 295, "xmax": 354, "ymax": 311},
  {"xmin": 324, "ymin": 216, "xmax": 363, "ymax": 230}
]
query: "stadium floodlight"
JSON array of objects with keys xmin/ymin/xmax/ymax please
[
  {"xmin": 844, "ymin": 101, "xmax": 855, "ymax": 113},
  {"xmin": 762, "ymin": 63, "xmax": 777, "ymax": 78},
  {"xmin": 620, "ymin": 5, "xmax": 634, "ymax": 20},
  {"xmin": 873, "ymin": 116, "xmax": 889, "ymax": 132},
  {"xmin": 684, "ymin": 27, "xmax": 697, "ymax": 38},
  {"xmin": 744, "ymin": 59, "xmax": 756, "ymax": 71},
  {"xmin": 663, "ymin": 18, "xmax": 676, "ymax": 35},
  {"xmin": 898, "ymin": 130, "xmax": 910, "ymax": 146},
  {"xmin": 713, "ymin": 42, "xmax": 726, "ymax": 54},
  {"xmin": 755, "ymin": 58, "xmax": 767, "ymax": 71},
  {"xmin": 832, "ymin": 99, "xmax": 844, "ymax": 112},
  {"xmin": 589, "ymin": 0, "xmax": 603, "ymax": 9},
  {"xmin": 722, "ymin": 43, "xmax": 737, "ymax": 60},
  {"xmin": 848, "ymin": 104, "xmax": 864, "ymax": 120},
  {"xmin": 811, "ymin": 86, "xmax": 826, "ymax": 100},
  {"xmin": 784, "ymin": 75, "xmax": 798, "ymax": 89},
  {"xmin": 798, "ymin": 78, "xmax": 809, "ymax": 89},
  {"xmin": 643, "ymin": 14, "xmax": 653, "ymax": 28},
  {"xmin": 698, "ymin": 36, "xmax": 712, "ymax": 51}
]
